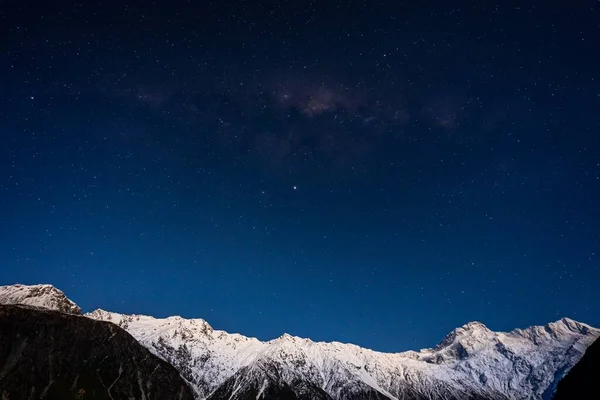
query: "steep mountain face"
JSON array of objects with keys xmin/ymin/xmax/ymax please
[
  {"xmin": 0, "ymin": 304, "xmax": 195, "ymax": 400},
  {"xmin": 552, "ymin": 337, "xmax": 600, "ymax": 399},
  {"xmin": 1, "ymin": 284, "xmax": 597, "ymax": 400},
  {"xmin": 205, "ymin": 361, "xmax": 335, "ymax": 400},
  {"xmin": 86, "ymin": 309, "xmax": 599, "ymax": 400},
  {"xmin": 0, "ymin": 284, "xmax": 82, "ymax": 315}
]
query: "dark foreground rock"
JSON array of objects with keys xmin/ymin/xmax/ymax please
[
  {"xmin": 553, "ymin": 336, "xmax": 600, "ymax": 399},
  {"xmin": 0, "ymin": 304, "xmax": 195, "ymax": 400}
]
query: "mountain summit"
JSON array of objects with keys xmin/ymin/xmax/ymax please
[{"xmin": 0, "ymin": 283, "xmax": 81, "ymax": 315}]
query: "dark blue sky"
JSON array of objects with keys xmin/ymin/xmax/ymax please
[{"xmin": 1, "ymin": 0, "xmax": 599, "ymax": 352}]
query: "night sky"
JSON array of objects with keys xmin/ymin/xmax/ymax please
[{"xmin": 1, "ymin": 1, "xmax": 599, "ymax": 352}]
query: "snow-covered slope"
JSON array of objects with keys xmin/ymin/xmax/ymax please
[
  {"xmin": 0, "ymin": 284, "xmax": 81, "ymax": 315},
  {"xmin": 85, "ymin": 309, "xmax": 599, "ymax": 400},
  {"xmin": 2, "ymin": 284, "xmax": 596, "ymax": 400}
]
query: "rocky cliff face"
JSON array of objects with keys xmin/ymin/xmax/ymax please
[{"xmin": 0, "ymin": 304, "xmax": 195, "ymax": 400}]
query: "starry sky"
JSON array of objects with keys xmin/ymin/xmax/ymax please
[{"xmin": 1, "ymin": 1, "xmax": 599, "ymax": 352}]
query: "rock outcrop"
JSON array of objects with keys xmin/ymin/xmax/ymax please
[
  {"xmin": 0, "ymin": 304, "xmax": 195, "ymax": 400},
  {"xmin": 553, "ymin": 336, "xmax": 600, "ymax": 399}
]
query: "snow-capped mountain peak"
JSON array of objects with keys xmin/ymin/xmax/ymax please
[
  {"xmin": 509, "ymin": 318, "xmax": 594, "ymax": 346},
  {"xmin": 0, "ymin": 283, "xmax": 81, "ymax": 315},
  {"xmin": 270, "ymin": 332, "xmax": 312, "ymax": 345},
  {"xmin": 548, "ymin": 317, "xmax": 591, "ymax": 334},
  {"xmin": 434, "ymin": 321, "xmax": 493, "ymax": 349},
  {"xmin": 459, "ymin": 320, "xmax": 490, "ymax": 331}
]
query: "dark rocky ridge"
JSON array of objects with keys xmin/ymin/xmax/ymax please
[
  {"xmin": 0, "ymin": 304, "xmax": 195, "ymax": 400},
  {"xmin": 553, "ymin": 336, "xmax": 600, "ymax": 399}
]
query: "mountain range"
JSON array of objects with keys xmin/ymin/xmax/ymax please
[{"xmin": 0, "ymin": 283, "xmax": 597, "ymax": 400}]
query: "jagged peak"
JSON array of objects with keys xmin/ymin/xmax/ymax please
[
  {"xmin": 165, "ymin": 314, "xmax": 208, "ymax": 323},
  {"xmin": 86, "ymin": 308, "xmax": 113, "ymax": 316},
  {"xmin": 460, "ymin": 321, "xmax": 490, "ymax": 331},
  {"xmin": 509, "ymin": 317, "xmax": 595, "ymax": 342},
  {"xmin": 433, "ymin": 321, "xmax": 493, "ymax": 351},
  {"xmin": 557, "ymin": 317, "xmax": 587, "ymax": 327},
  {"xmin": 0, "ymin": 283, "xmax": 81, "ymax": 315},
  {"xmin": 86, "ymin": 308, "xmax": 155, "ymax": 319},
  {"xmin": 270, "ymin": 332, "xmax": 312, "ymax": 344},
  {"xmin": 166, "ymin": 315, "xmax": 213, "ymax": 330},
  {"xmin": 87, "ymin": 309, "xmax": 214, "ymax": 334},
  {"xmin": 4, "ymin": 283, "xmax": 62, "ymax": 293},
  {"xmin": 17, "ymin": 283, "xmax": 53, "ymax": 289},
  {"xmin": 273, "ymin": 332, "xmax": 297, "ymax": 341},
  {"xmin": 547, "ymin": 317, "xmax": 591, "ymax": 334}
]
